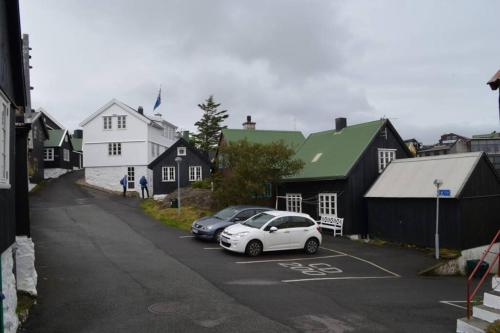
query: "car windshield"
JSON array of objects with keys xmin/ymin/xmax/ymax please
[
  {"xmin": 242, "ymin": 213, "xmax": 274, "ymax": 229},
  {"xmin": 213, "ymin": 207, "xmax": 239, "ymax": 220}
]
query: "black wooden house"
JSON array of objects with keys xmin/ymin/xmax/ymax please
[
  {"xmin": 277, "ymin": 118, "xmax": 412, "ymax": 236},
  {"xmin": 365, "ymin": 152, "xmax": 500, "ymax": 249},
  {"xmin": 148, "ymin": 138, "xmax": 210, "ymax": 195},
  {"xmin": 44, "ymin": 129, "xmax": 74, "ymax": 173},
  {"xmin": 26, "ymin": 111, "xmax": 49, "ymax": 183}
]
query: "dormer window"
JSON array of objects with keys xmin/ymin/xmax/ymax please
[
  {"xmin": 177, "ymin": 147, "xmax": 186, "ymax": 156},
  {"xmin": 117, "ymin": 115, "xmax": 126, "ymax": 129}
]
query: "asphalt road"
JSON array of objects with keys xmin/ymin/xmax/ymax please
[{"xmin": 23, "ymin": 171, "xmax": 468, "ymax": 332}]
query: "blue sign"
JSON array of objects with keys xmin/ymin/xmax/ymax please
[{"xmin": 438, "ymin": 189, "xmax": 451, "ymax": 197}]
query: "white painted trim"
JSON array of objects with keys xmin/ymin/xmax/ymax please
[
  {"xmin": 80, "ymin": 99, "xmax": 153, "ymax": 127},
  {"xmin": 0, "ymin": 183, "xmax": 11, "ymax": 189},
  {"xmin": 43, "ymin": 148, "xmax": 54, "ymax": 161},
  {"xmin": 57, "ymin": 129, "xmax": 68, "ymax": 147},
  {"xmin": 84, "ymin": 139, "xmax": 145, "ymax": 144}
]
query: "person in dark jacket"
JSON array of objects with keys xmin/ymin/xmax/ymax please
[
  {"xmin": 120, "ymin": 175, "xmax": 127, "ymax": 197},
  {"xmin": 140, "ymin": 175, "xmax": 149, "ymax": 198}
]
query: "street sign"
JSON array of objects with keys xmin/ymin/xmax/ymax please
[{"xmin": 438, "ymin": 189, "xmax": 451, "ymax": 197}]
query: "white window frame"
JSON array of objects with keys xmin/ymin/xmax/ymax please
[
  {"xmin": 189, "ymin": 166, "xmax": 202, "ymax": 181},
  {"xmin": 117, "ymin": 115, "xmax": 126, "ymax": 129},
  {"xmin": 378, "ymin": 148, "xmax": 397, "ymax": 173},
  {"xmin": 63, "ymin": 148, "xmax": 70, "ymax": 162},
  {"xmin": 103, "ymin": 116, "xmax": 112, "ymax": 130},
  {"xmin": 0, "ymin": 95, "xmax": 10, "ymax": 188},
  {"xmin": 127, "ymin": 166, "xmax": 135, "ymax": 189},
  {"xmin": 318, "ymin": 193, "xmax": 337, "ymax": 217},
  {"xmin": 177, "ymin": 147, "xmax": 186, "ymax": 156},
  {"xmin": 44, "ymin": 148, "xmax": 54, "ymax": 161},
  {"xmin": 162, "ymin": 166, "xmax": 176, "ymax": 182},
  {"xmin": 108, "ymin": 142, "xmax": 122, "ymax": 156},
  {"xmin": 286, "ymin": 193, "xmax": 302, "ymax": 213}
]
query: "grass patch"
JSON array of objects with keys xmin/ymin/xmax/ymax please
[
  {"xmin": 140, "ymin": 199, "xmax": 213, "ymax": 231},
  {"xmin": 16, "ymin": 291, "xmax": 36, "ymax": 324}
]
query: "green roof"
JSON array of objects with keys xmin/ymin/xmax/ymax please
[
  {"xmin": 472, "ymin": 131, "xmax": 500, "ymax": 139},
  {"xmin": 287, "ymin": 119, "xmax": 386, "ymax": 180},
  {"xmin": 71, "ymin": 137, "xmax": 82, "ymax": 151},
  {"xmin": 44, "ymin": 129, "xmax": 66, "ymax": 147},
  {"xmin": 222, "ymin": 128, "xmax": 305, "ymax": 150}
]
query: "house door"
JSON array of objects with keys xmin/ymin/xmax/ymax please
[{"xmin": 128, "ymin": 167, "xmax": 135, "ymax": 189}]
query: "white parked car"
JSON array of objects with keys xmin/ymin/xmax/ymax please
[{"xmin": 220, "ymin": 211, "xmax": 322, "ymax": 256}]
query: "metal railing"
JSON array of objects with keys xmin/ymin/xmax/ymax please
[{"xmin": 466, "ymin": 229, "xmax": 500, "ymax": 319}]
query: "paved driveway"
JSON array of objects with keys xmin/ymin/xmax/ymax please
[{"xmin": 23, "ymin": 171, "xmax": 468, "ymax": 332}]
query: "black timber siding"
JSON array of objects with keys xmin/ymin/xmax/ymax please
[
  {"xmin": 29, "ymin": 118, "xmax": 46, "ymax": 183},
  {"xmin": 366, "ymin": 155, "xmax": 500, "ymax": 249},
  {"xmin": 149, "ymin": 139, "xmax": 211, "ymax": 195},
  {"xmin": 366, "ymin": 198, "xmax": 461, "ymax": 248},
  {"xmin": 0, "ymin": 0, "xmax": 25, "ymax": 254},
  {"xmin": 71, "ymin": 151, "xmax": 82, "ymax": 169},
  {"xmin": 44, "ymin": 134, "xmax": 73, "ymax": 170},
  {"xmin": 278, "ymin": 122, "xmax": 411, "ymax": 235},
  {"xmin": 0, "ymin": 103, "xmax": 16, "ymax": 254},
  {"xmin": 15, "ymin": 124, "xmax": 30, "ymax": 236}
]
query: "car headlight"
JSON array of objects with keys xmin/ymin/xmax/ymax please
[{"xmin": 234, "ymin": 231, "xmax": 249, "ymax": 238}]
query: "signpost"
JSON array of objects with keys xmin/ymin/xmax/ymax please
[
  {"xmin": 438, "ymin": 189, "xmax": 451, "ymax": 197},
  {"xmin": 433, "ymin": 180, "xmax": 443, "ymax": 259}
]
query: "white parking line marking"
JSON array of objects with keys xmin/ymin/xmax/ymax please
[
  {"xmin": 179, "ymin": 236, "xmax": 195, "ymax": 238},
  {"xmin": 235, "ymin": 254, "xmax": 346, "ymax": 264},
  {"xmin": 439, "ymin": 301, "xmax": 467, "ymax": 310},
  {"xmin": 320, "ymin": 247, "xmax": 401, "ymax": 278},
  {"xmin": 282, "ymin": 276, "xmax": 399, "ymax": 283},
  {"xmin": 203, "ymin": 247, "xmax": 222, "ymax": 250}
]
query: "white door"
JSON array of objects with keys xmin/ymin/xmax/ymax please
[
  {"xmin": 127, "ymin": 167, "xmax": 135, "ymax": 189},
  {"xmin": 262, "ymin": 217, "xmax": 290, "ymax": 251}
]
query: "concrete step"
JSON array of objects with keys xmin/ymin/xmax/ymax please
[
  {"xmin": 484, "ymin": 290, "xmax": 500, "ymax": 310},
  {"xmin": 473, "ymin": 304, "xmax": 500, "ymax": 323},
  {"xmin": 456, "ymin": 317, "xmax": 489, "ymax": 333},
  {"xmin": 494, "ymin": 276, "xmax": 500, "ymax": 292}
]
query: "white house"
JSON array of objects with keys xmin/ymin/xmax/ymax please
[{"xmin": 79, "ymin": 99, "xmax": 177, "ymax": 193}]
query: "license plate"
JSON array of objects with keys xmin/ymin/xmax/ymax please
[{"xmin": 192, "ymin": 229, "xmax": 199, "ymax": 234}]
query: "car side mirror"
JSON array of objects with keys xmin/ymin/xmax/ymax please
[
  {"xmin": 232, "ymin": 217, "xmax": 241, "ymax": 222},
  {"xmin": 269, "ymin": 226, "xmax": 278, "ymax": 233}
]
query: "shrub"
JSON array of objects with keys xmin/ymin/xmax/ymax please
[
  {"xmin": 192, "ymin": 179, "xmax": 212, "ymax": 190},
  {"xmin": 487, "ymin": 320, "xmax": 500, "ymax": 333}
]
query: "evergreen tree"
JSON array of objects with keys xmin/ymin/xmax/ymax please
[{"xmin": 192, "ymin": 96, "xmax": 228, "ymax": 152}]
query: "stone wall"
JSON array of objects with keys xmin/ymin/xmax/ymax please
[
  {"xmin": 86, "ymin": 166, "xmax": 152, "ymax": 195},
  {"xmin": 1, "ymin": 246, "xmax": 18, "ymax": 333}
]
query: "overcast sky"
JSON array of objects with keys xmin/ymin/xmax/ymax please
[{"xmin": 19, "ymin": 0, "xmax": 500, "ymax": 144}]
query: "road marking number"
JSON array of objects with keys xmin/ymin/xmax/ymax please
[{"xmin": 278, "ymin": 262, "xmax": 343, "ymax": 276}]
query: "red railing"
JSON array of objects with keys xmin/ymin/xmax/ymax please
[{"xmin": 466, "ymin": 229, "xmax": 500, "ymax": 319}]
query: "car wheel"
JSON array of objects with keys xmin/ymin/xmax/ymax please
[
  {"xmin": 245, "ymin": 240, "xmax": 263, "ymax": 257},
  {"xmin": 214, "ymin": 230, "xmax": 222, "ymax": 243},
  {"xmin": 304, "ymin": 238, "xmax": 319, "ymax": 255}
]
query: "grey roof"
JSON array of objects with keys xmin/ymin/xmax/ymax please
[{"xmin": 365, "ymin": 152, "xmax": 484, "ymax": 199}]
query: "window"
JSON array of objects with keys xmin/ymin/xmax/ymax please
[
  {"xmin": 64, "ymin": 135, "xmax": 68, "ymax": 142},
  {"xmin": 44, "ymin": 148, "xmax": 54, "ymax": 161},
  {"xmin": 286, "ymin": 193, "xmax": 302, "ymax": 213},
  {"xmin": 108, "ymin": 142, "xmax": 122, "ymax": 155},
  {"xmin": 233, "ymin": 210, "xmax": 256, "ymax": 222},
  {"xmin": 63, "ymin": 149, "xmax": 70, "ymax": 162},
  {"xmin": 151, "ymin": 143, "xmax": 156, "ymax": 157},
  {"xmin": 103, "ymin": 116, "xmax": 112, "ymax": 130},
  {"xmin": 163, "ymin": 127, "xmax": 175, "ymax": 140},
  {"xmin": 189, "ymin": 166, "xmax": 202, "ymax": 181},
  {"xmin": 0, "ymin": 98, "xmax": 10, "ymax": 186},
  {"xmin": 127, "ymin": 167, "xmax": 135, "ymax": 189},
  {"xmin": 378, "ymin": 148, "xmax": 396, "ymax": 173},
  {"xmin": 162, "ymin": 166, "xmax": 175, "ymax": 182},
  {"xmin": 318, "ymin": 193, "xmax": 337, "ymax": 217},
  {"xmin": 177, "ymin": 147, "xmax": 186, "ymax": 156},
  {"xmin": 289, "ymin": 216, "xmax": 315, "ymax": 228},
  {"xmin": 117, "ymin": 115, "xmax": 126, "ymax": 129},
  {"xmin": 264, "ymin": 217, "xmax": 289, "ymax": 231}
]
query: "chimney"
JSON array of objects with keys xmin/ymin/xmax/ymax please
[
  {"xmin": 335, "ymin": 117, "xmax": 347, "ymax": 132},
  {"xmin": 182, "ymin": 131, "xmax": 189, "ymax": 140},
  {"xmin": 242, "ymin": 115, "xmax": 256, "ymax": 130},
  {"xmin": 73, "ymin": 129, "xmax": 83, "ymax": 139},
  {"xmin": 138, "ymin": 106, "xmax": 144, "ymax": 115}
]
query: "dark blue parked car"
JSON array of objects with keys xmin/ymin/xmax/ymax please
[{"xmin": 191, "ymin": 205, "xmax": 273, "ymax": 242}]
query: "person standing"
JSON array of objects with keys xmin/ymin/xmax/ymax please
[
  {"xmin": 120, "ymin": 175, "xmax": 127, "ymax": 197},
  {"xmin": 140, "ymin": 175, "xmax": 149, "ymax": 198}
]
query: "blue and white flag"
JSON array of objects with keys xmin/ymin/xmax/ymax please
[{"xmin": 153, "ymin": 88, "xmax": 161, "ymax": 111}]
